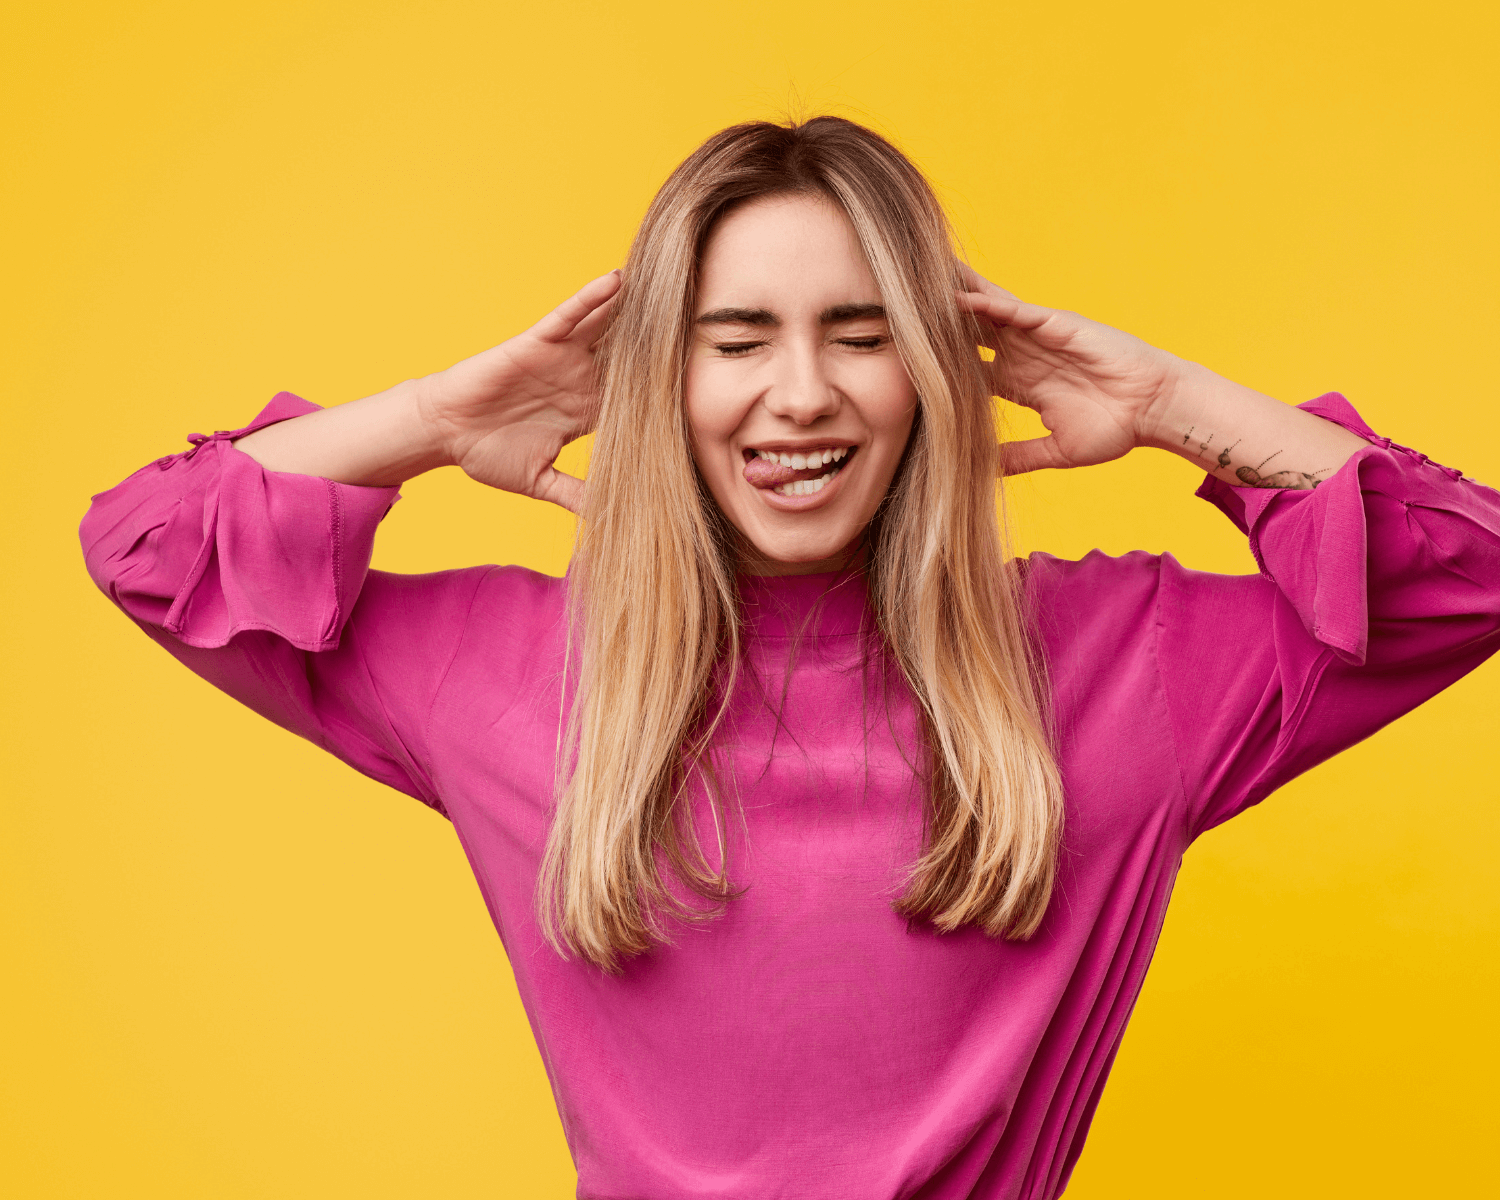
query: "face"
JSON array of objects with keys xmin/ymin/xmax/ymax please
[{"xmin": 684, "ymin": 194, "xmax": 919, "ymax": 574}]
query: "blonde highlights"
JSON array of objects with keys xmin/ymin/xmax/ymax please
[{"xmin": 540, "ymin": 117, "xmax": 1063, "ymax": 969}]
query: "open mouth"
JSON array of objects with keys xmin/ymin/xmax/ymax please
[{"xmin": 741, "ymin": 446, "xmax": 857, "ymax": 497}]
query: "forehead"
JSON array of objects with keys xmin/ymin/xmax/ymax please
[{"xmin": 696, "ymin": 193, "xmax": 881, "ymax": 313}]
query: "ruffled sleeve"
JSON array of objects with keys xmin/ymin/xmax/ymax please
[
  {"xmin": 80, "ymin": 394, "xmax": 490, "ymax": 813},
  {"xmin": 84, "ymin": 392, "xmax": 400, "ymax": 650},
  {"xmin": 1158, "ymin": 394, "xmax": 1500, "ymax": 837}
]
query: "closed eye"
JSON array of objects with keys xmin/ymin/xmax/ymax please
[
  {"xmin": 836, "ymin": 336, "xmax": 887, "ymax": 351},
  {"xmin": 714, "ymin": 341, "xmax": 767, "ymax": 356}
]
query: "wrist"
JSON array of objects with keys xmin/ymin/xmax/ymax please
[
  {"xmin": 334, "ymin": 376, "xmax": 458, "ymax": 485},
  {"xmin": 1135, "ymin": 358, "xmax": 1218, "ymax": 452},
  {"xmin": 405, "ymin": 373, "xmax": 466, "ymax": 470}
]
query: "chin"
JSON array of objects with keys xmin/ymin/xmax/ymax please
[{"xmin": 748, "ymin": 528, "xmax": 859, "ymax": 569}]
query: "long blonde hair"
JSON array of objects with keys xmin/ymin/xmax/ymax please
[{"xmin": 541, "ymin": 116, "xmax": 1063, "ymax": 970}]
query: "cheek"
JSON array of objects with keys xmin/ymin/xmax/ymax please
[
  {"xmin": 682, "ymin": 363, "xmax": 743, "ymax": 458},
  {"xmin": 858, "ymin": 360, "xmax": 920, "ymax": 446}
]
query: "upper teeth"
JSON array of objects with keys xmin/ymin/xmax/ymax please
[{"xmin": 755, "ymin": 447, "xmax": 849, "ymax": 468}]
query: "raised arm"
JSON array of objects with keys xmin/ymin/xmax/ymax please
[
  {"xmin": 959, "ymin": 268, "xmax": 1368, "ymax": 487},
  {"xmin": 235, "ymin": 269, "xmax": 621, "ymax": 508},
  {"xmin": 964, "ymin": 271, "xmax": 1500, "ymax": 838},
  {"xmin": 80, "ymin": 271, "xmax": 619, "ymax": 808}
]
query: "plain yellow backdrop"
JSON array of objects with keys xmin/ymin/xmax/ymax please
[{"xmin": 5, "ymin": 1, "xmax": 1497, "ymax": 1196}]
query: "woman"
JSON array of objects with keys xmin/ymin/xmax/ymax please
[{"xmin": 81, "ymin": 117, "xmax": 1500, "ymax": 1197}]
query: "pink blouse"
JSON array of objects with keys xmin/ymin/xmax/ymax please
[{"xmin": 81, "ymin": 392, "xmax": 1500, "ymax": 1199}]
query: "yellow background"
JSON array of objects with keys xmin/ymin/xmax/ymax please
[{"xmin": 5, "ymin": 1, "xmax": 1497, "ymax": 1196}]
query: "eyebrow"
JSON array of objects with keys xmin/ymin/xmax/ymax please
[
  {"xmin": 696, "ymin": 307, "xmax": 778, "ymax": 327},
  {"xmin": 819, "ymin": 303, "xmax": 886, "ymax": 324},
  {"xmin": 694, "ymin": 303, "xmax": 887, "ymax": 327}
]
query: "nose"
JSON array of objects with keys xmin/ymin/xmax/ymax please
[{"xmin": 761, "ymin": 342, "xmax": 841, "ymax": 426}]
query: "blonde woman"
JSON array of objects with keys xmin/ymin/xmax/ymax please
[{"xmin": 82, "ymin": 118, "xmax": 1500, "ymax": 1197}]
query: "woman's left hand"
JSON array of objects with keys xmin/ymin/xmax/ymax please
[{"xmin": 959, "ymin": 268, "xmax": 1184, "ymax": 475}]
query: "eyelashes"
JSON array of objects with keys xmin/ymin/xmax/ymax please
[{"xmin": 712, "ymin": 337, "xmax": 889, "ymax": 356}]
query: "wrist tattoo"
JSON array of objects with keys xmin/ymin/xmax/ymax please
[{"xmin": 1181, "ymin": 428, "xmax": 1332, "ymax": 490}]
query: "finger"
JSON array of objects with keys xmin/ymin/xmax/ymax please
[
  {"xmin": 965, "ymin": 301, "xmax": 1007, "ymax": 369},
  {"xmin": 531, "ymin": 271, "xmax": 623, "ymax": 344},
  {"xmin": 959, "ymin": 289, "xmax": 1057, "ymax": 333},
  {"xmin": 533, "ymin": 466, "xmax": 585, "ymax": 514},
  {"xmin": 572, "ymin": 290, "xmax": 620, "ymax": 349},
  {"xmin": 1000, "ymin": 436, "xmax": 1069, "ymax": 477},
  {"xmin": 957, "ymin": 263, "xmax": 1021, "ymax": 303}
]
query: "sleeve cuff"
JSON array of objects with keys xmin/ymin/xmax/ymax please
[
  {"xmin": 1194, "ymin": 393, "xmax": 1384, "ymax": 667},
  {"xmin": 159, "ymin": 393, "xmax": 402, "ymax": 651}
]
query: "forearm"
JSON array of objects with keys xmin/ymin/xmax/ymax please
[
  {"xmin": 233, "ymin": 377, "xmax": 452, "ymax": 487},
  {"xmin": 1142, "ymin": 362, "xmax": 1369, "ymax": 489}
]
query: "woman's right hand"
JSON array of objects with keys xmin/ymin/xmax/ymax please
[
  {"xmin": 234, "ymin": 271, "xmax": 621, "ymax": 505},
  {"xmin": 417, "ymin": 270, "xmax": 621, "ymax": 513}
]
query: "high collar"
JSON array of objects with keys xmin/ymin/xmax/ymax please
[{"xmin": 735, "ymin": 569, "xmax": 874, "ymax": 640}]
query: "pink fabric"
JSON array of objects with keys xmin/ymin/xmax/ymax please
[{"xmin": 81, "ymin": 393, "xmax": 1500, "ymax": 1198}]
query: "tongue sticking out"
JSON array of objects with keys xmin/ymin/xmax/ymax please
[{"xmin": 743, "ymin": 452, "xmax": 849, "ymax": 489}]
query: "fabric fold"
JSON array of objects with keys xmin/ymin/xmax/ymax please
[{"xmin": 83, "ymin": 393, "xmax": 400, "ymax": 653}]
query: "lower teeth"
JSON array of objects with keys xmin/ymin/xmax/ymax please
[{"xmin": 774, "ymin": 466, "xmax": 840, "ymax": 497}]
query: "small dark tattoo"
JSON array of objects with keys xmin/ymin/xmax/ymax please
[
  {"xmin": 1234, "ymin": 462, "xmax": 1334, "ymax": 490},
  {"xmin": 1190, "ymin": 431, "xmax": 1216, "ymax": 460}
]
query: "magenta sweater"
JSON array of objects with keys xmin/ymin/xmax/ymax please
[{"xmin": 82, "ymin": 392, "xmax": 1500, "ymax": 1199}]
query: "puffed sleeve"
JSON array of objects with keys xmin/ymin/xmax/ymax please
[
  {"xmin": 80, "ymin": 393, "xmax": 490, "ymax": 814},
  {"xmin": 1156, "ymin": 393, "xmax": 1500, "ymax": 838}
]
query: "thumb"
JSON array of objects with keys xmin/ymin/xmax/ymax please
[
  {"xmin": 534, "ymin": 466, "xmax": 586, "ymax": 514},
  {"xmin": 1000, "ymin": 436, "xmax": 1067, "ymax": 477}
]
